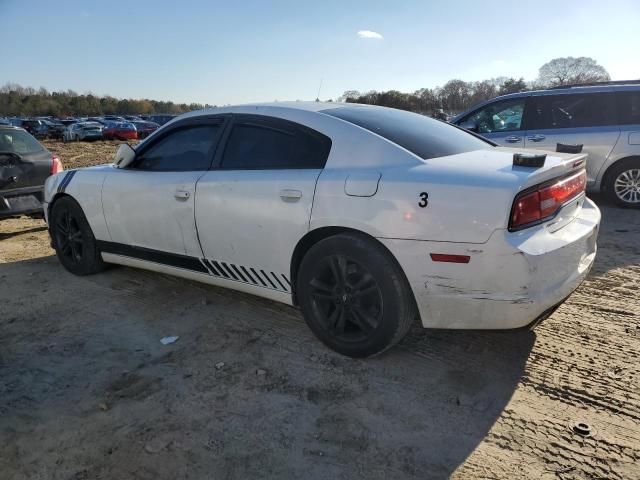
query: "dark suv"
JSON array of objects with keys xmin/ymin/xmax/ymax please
[{"xmin": 452, "ymin": 81, "xmax": 640, "ymax": 207}]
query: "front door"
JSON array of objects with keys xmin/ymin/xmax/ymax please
[
  {"xmin": 195, "ymin": 114, "xmax": 332, "ymax": 292},
  {"xmin": 101, "ymin": 118, "xmax": 225, "ymax": 258}
]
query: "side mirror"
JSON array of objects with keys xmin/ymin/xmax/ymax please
[
  {"xmin": 459, "ymin": 120, "xmax": 479, "ymax": 133},
  {"xmin": 114, "ymin": 143, "xmax": 136, "ymax": 168}
]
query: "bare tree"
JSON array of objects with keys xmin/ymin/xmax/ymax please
[
  {"xmin": 438, "ymin": 80, "xmax": 472, "ymax": 112},
  {"xmin": 498, "ymin": 77, "xmax": 527, "ymax": 96},
  {"xmin": 536, "ymin": 57, "xmax": 610, "ymax": 87},
  {"xmin": 338, "ymin": 90, "xmax": 361, "ymax": 102}
]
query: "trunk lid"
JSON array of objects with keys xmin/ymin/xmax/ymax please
[{"xmin": 424, "ymin": 147, "xmax": 586, "ymax": 192}]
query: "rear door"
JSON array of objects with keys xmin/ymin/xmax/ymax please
[
  {"xmin": 456, "ymin": 97, "xmax": 527, "ymax": 147},
  {"xmin": 101, "ymin": 117, "xmax": 226, "ymax": 258},
  {"xmin": 195, "ymin": 114, "xmax": 331, "ymax": 293},
  {"xmin": 523, "ymin": 92, "xmax": 621, "ymax": 186}
]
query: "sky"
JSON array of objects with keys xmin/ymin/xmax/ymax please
[{"xmin": 2, "ymin": 0, "xmax": 639, "ymax": 105}]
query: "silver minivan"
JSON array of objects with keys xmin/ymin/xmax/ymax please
[{"xmin": 452, "ymin": 81, "xmax": 640, "ymax": 207}]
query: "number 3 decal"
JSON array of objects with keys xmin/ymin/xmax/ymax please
[{"xmin": 418, "ymin": 192, "xmax": 429, "ymax": 208}]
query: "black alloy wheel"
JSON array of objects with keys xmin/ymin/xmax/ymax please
[
  {"xmin": 54, "ymin": 208, "xmax": 84, "ymax": 264},
  {"xmin": 297, "ymin": 232, "xmax": 416, "ymax": 357},
  {"xmin": 51, "ymin": 196, "xmax": 106, "ymax": 275},
  {"xmin": 308, "ymin": 254, "xmax": 383, "ymax": 343}
]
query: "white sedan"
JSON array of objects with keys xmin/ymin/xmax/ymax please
[{"xmin": 43, "ymin": 103, "xmax": 600, "ymax": 357}]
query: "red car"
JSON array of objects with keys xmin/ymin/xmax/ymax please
[
  {"xmin": 131, "ymin": 120, "xmax": 160, "ymax": 139},
  {"xmin": 103, "ymin": 122, "xmax": 138, "ymax": 141}
]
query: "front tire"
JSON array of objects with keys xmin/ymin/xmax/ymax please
[
  {"xmin": 605, "ymin": 159, "xmax": 640, "ymax": 208},
  {"xmin": 50, "ymin": 197, "xmax": 106, "ymax": 275},
  {"xmin": 297, "ymin": 233, "xmax": 416, "ymax": 358}
]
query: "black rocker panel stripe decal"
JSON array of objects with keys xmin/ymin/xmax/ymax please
[
  {"xmin": 250, "ymin": 268, "xmax": 268, "ymax": 287},
  {"xmin": 96, "ymin": 241, "xmax": 209, "ymax": 274},
  {"xmin": 97, "ymin": 241, "xmax": 291, "ymax": 293}
]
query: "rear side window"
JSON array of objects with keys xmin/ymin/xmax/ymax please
[
  {"xmin": 135, "ymin": 124, "xmax": 221, "ymax": 171},
  {"xmin": 221, "ymin": 116, "xmax": 331, "ymax": 170},
  {"xmin": 322, "ymin": 106, "xmax": 491, "ymax": 160},
  {"xmin": 0, "ymin": 129, "xmax": 44, "ymax": 154},
  {"xmin": 529, "ymin": 93, "xmax": 616, "ymax": 129},
  {"xmin": 616, "ymin": 91, "xmax": 640, "ymax": 125}
]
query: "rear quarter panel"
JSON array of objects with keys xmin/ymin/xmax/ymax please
[{"xmin": 312, "ymin": 148, "xmax": 583, "ymax": 244}]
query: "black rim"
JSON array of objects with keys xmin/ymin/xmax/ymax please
[
  {"xmin": 308, "ymin": 255, "xmax": 383, "ymax": 342},
  {"xmin": 55, "ymin": 210, "xmax": 83, "ymax": 263}
]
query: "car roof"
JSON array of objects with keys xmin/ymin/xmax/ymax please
[
  {"xmin": 476, "ymin": 81, "xmax": 640, "ymax": 102},
  {"xmin": 0, "ymin": 125, "xmax": 24, "ymax": 131},
  {"xmin": 179, "ymin": 101, "xmax": 408, "ymax": 121},
  {"xmin": 451, "ymin": 81, "xmax": 640, "ymax": 122}
]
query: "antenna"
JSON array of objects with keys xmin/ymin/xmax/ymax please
[{"xmin": 316, "ymin": 78, "xmax": 323, "ymax": 102}]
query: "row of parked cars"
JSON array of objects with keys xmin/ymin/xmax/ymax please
[{"xmin": 0, "ymin": 114, "xmax": 177, "ymax": 142}]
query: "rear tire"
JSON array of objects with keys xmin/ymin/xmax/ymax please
[
  {"xmin": 297, "ymin": 233, "xmax": 416, "ymax": 358},
  {"xmin": 604, "ymin": 159, "xmax": 640, "ymax": 208},
  {"xmin": 50, "ymin": 197, "xmax": 106, "ymax": 275}
]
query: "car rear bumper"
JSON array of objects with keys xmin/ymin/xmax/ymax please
[
  {"xmin": 0, "ymin": 185, "xmax": 44, "ymax": 219},
  {"xmin": 379, "ymin": 197, "xmax": 601, "ymax": 329}
]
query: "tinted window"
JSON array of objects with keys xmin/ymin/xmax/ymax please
[
  {"xmin": 221, "ymin": 117, "xmax": 331, "ymax": 170},
  {"xmin": 462, "ymin": 98, "xmax": 526, "ymax": 133},
  {"xmin": 135, "ymin": 124, "xmax": 221, "ymax": 171},
  {"xmin": 616, "ymin": 91, "xmax": 640, "ymax": 125},
  {"xmin": 531, "ymin": 93, "xmax": 616, "ymax": 129},
  {"xmin": 0, "ymin": 129, "xmax": 44, "ymax": 154},
  {"xmin": 322, "ymin": 106, "xmax": 490, "ymax": 160}
]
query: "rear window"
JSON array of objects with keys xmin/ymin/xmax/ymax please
[
  {"xmin": 321, "ymin": 106, "xmax": 491, "ymax": 159},
  {"xmin": 221, "ymin": 116, "xmax": 331, "ymax": 170},
  {"xmin": 616, "ymin": 91, "xmax": 640, "ymax": 125},
  {"xmin": 0, "ymin": 129, "xmax": 45, "ymax": 155}
]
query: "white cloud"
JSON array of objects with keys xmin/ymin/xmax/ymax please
[{"xmin": 357, "ymin": 30, "xmax": 383, "ymax": 40}]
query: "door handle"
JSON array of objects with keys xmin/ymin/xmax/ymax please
[
  {"xmin": 174, "ymin": 190, "xmax": 191, "ymax": 200},
  {"xmin": 505, "ymin": 136, "xmax": 521, "ymax": 143},
  {"xmin": 279, "ymin": 189, "xmax": 302, "ymax": 201},
  {"xmin": 527, "ymin": 134, "xmax": 546, "ymax": 142}
]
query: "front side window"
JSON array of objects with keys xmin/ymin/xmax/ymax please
[
  {"xmin": 134, "ymin": 124, "xmax": 221, "ymax": 171},
  {"xmin": 220, "ymin": 117, "xmax": 331, "ymax": 170},
  {"xmin": 463, "ymin": 98, "xmax": 526, "ymax": 134}
]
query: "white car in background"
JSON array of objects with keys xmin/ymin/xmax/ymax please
[
  {"xmin": 43, "ymin": 103, "xmax": 600, "ymax": 357},
  {"xmin": 62, "ymin": 121, "xmax": 103, "ymax": 142}
]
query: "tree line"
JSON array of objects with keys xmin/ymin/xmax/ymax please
[
  {"xmin": 1, "ymin": 57, "xmax": 611, "ymax": 117},
  {"xmin": 0, "ymin": 84, "xmax": 209, "ymax": 117},
  {"xmin": 340, "ymin": 57, "xmax": 611, "ymax": 115}
]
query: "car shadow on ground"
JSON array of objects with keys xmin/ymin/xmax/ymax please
[
  {"xmin": 0, "ymin": 224, "xmax": 47, "ymax": 240},
  {"xmin": 0, "ymin": 256, "xmax": 534, "ymax": 479},
  {"xmin": 587, "ymin": 195, "xmax": 640, "ymax": 276}
]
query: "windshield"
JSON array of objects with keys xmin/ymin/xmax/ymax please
[
  {"xmin": 321, "ymin": 106, "xmax": 492, "ymax": 160},
  {"xmin": 0, "ymin": 129, "xmax": 45, "ymax": 155}
]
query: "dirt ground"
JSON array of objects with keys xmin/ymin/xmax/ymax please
[{"xmin": 1, "ymin": 141, "xmax": 639, "ymax": 479}]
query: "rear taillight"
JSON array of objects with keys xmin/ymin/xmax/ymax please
[
  {"xmin": 50, "ymin": 154, "xmax": 64, "ymax": 175},
  {"xmin": 509, "ymin": 170, "xmax": 586, "ymax": 231}
]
